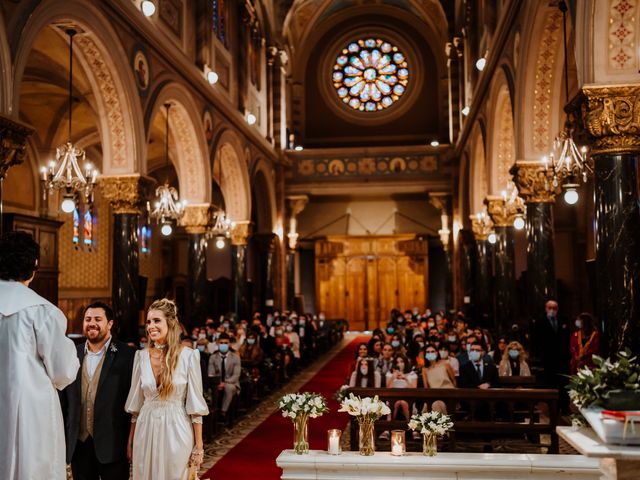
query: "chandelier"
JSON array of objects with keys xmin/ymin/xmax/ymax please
[
  {"xmin": 150, "ymin": 103, "xmax": 185, "ymax": 236},
  {"xmin": 543, "ymin": 0, "xmax": 593, "ymax": 205},
  {"xmin": 41, "ymin": 29, "xmax": 98, "ymax": 213},
  {"xmin": 503, "ymin": 182, "xmax": 526, "ymax": 230},
  {"xmin": 471, "ymin": 209, "xmax": 496, "ymax": 244}
]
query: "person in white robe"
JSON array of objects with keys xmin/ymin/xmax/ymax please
[{"xmin": 0, "ymin": 231, "xmax": 80, "ymax": 480}]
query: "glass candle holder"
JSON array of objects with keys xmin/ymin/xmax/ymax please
[
  {"xmin": 390, "ymin": 430, "xmax": 405, "ymax": 456},
  {"xmin": 327, "ymin": 429, "xmax": 342, "ymax": 455}
]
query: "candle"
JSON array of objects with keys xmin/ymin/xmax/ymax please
[
  {"xmin": 391, "ymin": 443, "xmax": 403, "ymax": 455},
  {"xmin": 327, "ymin": 429, "xmax": 341, "ymax": 455},
  {"xmin": 390, "ymin": 430, "xmax": 405, "ymax": 456}
]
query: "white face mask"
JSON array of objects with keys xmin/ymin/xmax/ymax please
[
  {"xmin": 575, "ymin": 319, "xmax": 582, "ymax": 329},
  {"xmin": 360, "ymin": 367, "xmax": 368, "ymax": 375},
  {"xmin": 438, "ymin": 350, "xmax": 449, "ymax": 359}
]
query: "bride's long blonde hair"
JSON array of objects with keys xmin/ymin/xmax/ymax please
[{"xmin": 147, "ymin": 298, "xmax": 182, "ymax": 399}]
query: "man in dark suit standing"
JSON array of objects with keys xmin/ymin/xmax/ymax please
[
  {"xmin": 61, "ymin": 302, "xmax": 135, "ymax": 480},
  {"xmin": 458, "ymin": 342, "xmax": 499, "ymax": 389}
]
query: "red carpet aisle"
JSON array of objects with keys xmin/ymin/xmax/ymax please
[{"xmin": 201, "ymin": 335, "xmax": 367, "ymax": 480}]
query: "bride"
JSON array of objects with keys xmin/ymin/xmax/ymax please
[{"xmin": 125, "ymin": 299, "xmax": 209, "ymax": 480}]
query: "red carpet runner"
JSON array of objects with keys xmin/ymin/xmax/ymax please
[{"xmin": 201, "ymin": 335, "xmax": 366, "ymax": 480}]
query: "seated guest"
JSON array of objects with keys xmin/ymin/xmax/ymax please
[
  {"xmin": 438, "ymin": 342, "xmax": 459, "ymax": 376},
  {"xmin": 274, "ymin": 325, "xmax": 293, "ymax": 377},
  {"xmin": 498, "ymin": 341, "xmax": 531, "ymax": 376},
  {"xmin": 422, "ymin": 344, "xmax": 456, "ymax": 414},
  {"xmin": 376, "ymin": 343, "xmax": 394, "ymax": 376},
  {"xmin": 349, "ymin": 358, "xmax": 381, "ymax": 388},
  {"xmin": 370, "ymin": 338, "xmax": 383, "ymax": 357},
  {"xmin": 348, "ymin": 342, "xmax": 371, "ymax": 378},
  {"xmin": 239, "ymin": 332, "xmax": 264, "ymax": 366},
  {"xmin": 570, "ymin": 312, "xmax": 600, "ymax": 374},
  {"xmin": 389, "ymin": 333, "xmax": 406, "ymax": 355},
  {"xmin": 458, "ymin": 334, "xmax": 493, "ymax": 366},
  {"xmin": 284, "ymin": 322, "xmax": 301, "ymax": 360},
  {"xmin": 459, "ymin": 341, "xmax": 499, "ymax": 389},
  {"xmin": 385, "ymin": 354, "xmax": 417, "ymax": 420},
  {"xmin": 208, "ymin": 333, "xmax": 241, "ymax": 420},
  {"xmin": 258, "ymin": 324, "xmax": 276, "ymax": 358},
  {"xmin": 491, "ymin": 336, "xmax": 507, "ymax": 365}
]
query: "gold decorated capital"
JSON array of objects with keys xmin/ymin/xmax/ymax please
[
  {"xmin": 581, "ymin": 84, "xmax": 640, "ymax": 155},
  {"xmin": 485, "ymin": 195, "xmax": 524, "ymax": 228},
  {"xmin": 179, "ymin": 204, "xmax": 212, "ymax": 234},
  {"xmin": 510, "ymin": 161, "xmax": 560, "ymax": 203},
  {"xmin": 99, "ymin": 175, "xmax": 154, "ymax": 214},
  {"xmin": 230, "ymin": 221, "xmax": 252, "ymax": 246},
  {"xmin": 470, "ymin": 215, "xmax": 493, "ymax": 241},
  {"xmin": 0, "ymin": 115, "xmax": 34, "ymax": 179},
  {"xmin": 287, "ymin": 195, "xmax": 309, "ymax": 217}
]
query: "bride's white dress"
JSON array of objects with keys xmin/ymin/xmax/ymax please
[{"xmin": 125, "ymin": 347, "xmax": 209, "ymax": 480}]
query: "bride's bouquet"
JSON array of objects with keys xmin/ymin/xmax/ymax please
[
  {"xmin": 278, "ymin": 392, "xmax": 328, "ymax": 454},
  {"xmin": 408, "ymin": 411, "xmax": 454, "ymax": 456},
  {"xmin": 338, "ymin": 394, "xmax": 390, "ymax": 455}
]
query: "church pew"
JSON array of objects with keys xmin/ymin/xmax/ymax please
[{"xmin": 347, "ymin": 387, "xmax": 559, "ymax": 453}]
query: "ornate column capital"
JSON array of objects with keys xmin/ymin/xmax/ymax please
[
  {"xmin": 0, "ymin": 115, "xmax": 34, "ymax": 179},
  {"xmin": 470, "ymin": 215, "xmax": 493, "ymax": 241},
  {"xmin": 179, "ymin": 204, "xmax": 212, "ymax": 234},
  {"xmin": 581, "ymin": 84, "xmax": 640, "ymax": 155},
  {"xmin": 99, "ymin": 175, "xmax": 154, "ymax": 214},
  {"xmin": 485, "ymin": 195, "xmax": 524, "ymax": 228},
  {"xmin": 230, "ymin": 220, "xmax": 252, "ymax": 246},
  {"xmin": 286, "ymin": 195, "xmax": 309, "ymax": 217},
  {"xmin": 510, "ymin": 161, "xmax": 560, "ymax": 203}
]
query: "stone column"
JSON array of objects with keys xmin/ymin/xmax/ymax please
[
  {"xmin": 511, "ymin": 162, "xmax": 560, "ymax": 325},
  {"xmin": 470, "ymin": 214, "xmax": 494, "ymax": 329},
  {"xmin": 100, "ymin": 175, "xmax": 153, "ymax": 342},
  {"xmin": 179, "ymin": 204, "xmax": 212, "ymax": 327},
  {"xmin": 581, "ymin": 85, "xmax": 640, "ymax": 355},
  {"xmin": 0, "ymin": 115, "xmax": 34, "ymax": 234},
  {"xmin": 430, "ymin": 194, "xmax": 453, "ymax": 311},
  {"xmin": 485, "ymin": 195, "xmax": 523, "ymax": 334},
  {"xmin": 286, "ymin": 195, "xmax": 308, "ymax": 312},
  {"xmin": 230, "ymin": 221, "xmax": 251, "ymax": 320},
  {"xmin": 254, "ymin": 233, "xmax": 277, "ymax": 315}
]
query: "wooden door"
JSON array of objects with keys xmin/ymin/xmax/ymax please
[
  {"xmin": 376, "ymin": 256, "xmax": 398, "ymax": 330},
  {"xmin": 316, "ymin": 257, "xmax": 346, "ymax": 319},
  {"xmin": 346, "ymin": 257, "xmax": 366, "ymax": 331},
  {"xmin": 397, "ymin": 256, "xmax": 427, "ymax": 313}
]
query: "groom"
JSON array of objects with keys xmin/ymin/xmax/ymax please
[{"xmin": 61, "ymin": 302, "xmax": 135, "ymax": 479}]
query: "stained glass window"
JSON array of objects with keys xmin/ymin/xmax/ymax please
[
  {"xmin": 333, "ymin": 38, "xmax": 409, "ymax": 112},
  {"xmin": 141, "ymin": 225, "xmax": 151, "ymax": 254},
  {"xmin": 83, "ymin": 208, "xmax": 94, "ymax": 248},
  {"xmin": 72, "ymin": 207, "xmax": 80, "ymax": 247},
  {"xmin": 213, "ymin": 0, "xmax": 227, "ymax": 47}
]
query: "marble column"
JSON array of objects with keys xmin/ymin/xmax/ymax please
[
  {"xmin": 179, "ymin": 204, "xmax": 212, "ymax": 327},
  {"xmin": 231, "ymin": 221, "xmax": 251, "ymax": 320},
  {"xmin": 254, "ymin": 233, "xmax": 277, "ymax": 315},
  {"xmin": 581, "ymin": 85, "xmax": 640, "ymax": 355},
  {"xmin": 286, "ymin": 195, "xmax": 308, "ymax": 313},
  {"xmin": 470, "ymin": 214, "xmax": 494, "ymax": 329},
  {"xmin": 430, "ymin": 194, "xmax": 453, "ymax": 311},
  {"xmin": 100, "ymin": 175, "xmax": 153, "ymax": 342},
  {"xmin": 486, "ymin": 196, "xmax": 523, "ymax": 334},
  {"xmin": 286, "ymin": 249, "xmax": 295, "ymax": 311},
  {"xmin": 458, "ymin": 228, "xmax": 476, "ymax": 318},
  {"xmin": 0, "ymin": 115, "xmax": 34, "ymax": 234},
  {"xmin": 511, "ymin": 162, "xmax": 559, "ymax": 324}
]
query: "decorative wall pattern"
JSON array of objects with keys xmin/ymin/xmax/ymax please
[
  {"xmin": 171, "ymin": 103, "xmax": 206, "ymax": 201},
  {"xmin": 532, "ymin": 10, "xmax": 562, "ymax": 154},
  {"xmin": 609, "ymin": 0, "xmax": 637, "ymax": 71},
  {"xmin": 496, "ymin": 93, "xmax": 515, "ymax": 191},
  {"xmin": 292, "ymin": 154, "xmax": 438, "ymax": 180}
]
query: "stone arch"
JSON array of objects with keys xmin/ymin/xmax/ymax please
[
  {"xmin": 0, "ymin": 9, "xmax": 11, "ymax": 114},
  {"xmin": 487, "ymin": 69, "xmax": 516, "ymax": 195},
  {"xmin": 212, "ymin": 128, "xmax": 251, "ymax": 222},
  {"xmin": 12, "ymin": 0, "xmax": 145, "ymax": 174},
  {"xmin": 516, "ymin": 3, "xmax": 566, "ymax": 162},
  {"xmin": 146, "ymin": 83, "xmax": 210, "ymax": 203},
  {"xmin": 251, "ymin": 158, "xmax": 277, "ymax": 233},
  {"xmin": 469, "ymin": 124, "xmax": 488, "ymax": 215}
]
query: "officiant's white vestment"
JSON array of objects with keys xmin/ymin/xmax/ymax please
[{"xmin": 0, "ymin": 280, "xmax": 79, "ymax": 480}]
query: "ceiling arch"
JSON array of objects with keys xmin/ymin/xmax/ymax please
[{"xmin": 212, "ymin": 129, "xmax": 252, "ymax": 222}]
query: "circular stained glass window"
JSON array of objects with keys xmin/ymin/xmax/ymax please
[{"xmin": 333, "ymin": 38, "xmax": 409, "ymax": 112}]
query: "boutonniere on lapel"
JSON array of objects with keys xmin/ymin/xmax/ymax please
[{"xmin": 110, "ymin": 343, "xmax": 118, "ymax": 353}]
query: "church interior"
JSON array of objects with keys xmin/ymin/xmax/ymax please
[{"xmin": 1, "ymin": 0, "xmax": 639, "ymax": 479}]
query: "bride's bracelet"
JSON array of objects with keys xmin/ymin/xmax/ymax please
[{"xmin": 191, "ymin": 448, "xmax": 204, "ymax": 456}]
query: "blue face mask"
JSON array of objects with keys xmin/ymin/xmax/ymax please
[
  {"xmin": 469, "ymin": 350, "xmax": 481, "ymax": 362},
  {"xmin": 387, "ymin": 327, "xmax": 395, "ymax": 334},
  {"xmin": 425, "ymin": 352, "xmax": 438, "ymax": 362},
  {"xmin": 140, "ymin": 342, "xmax": 147, "ymax": 349},
  {"xmin": 508, "ymin": 349, "xmax": 520, "ymax": 359},
  {"xmin": 391, "ymin": 340, "xmax": 400, "ymax": 348},
  {"xmin": 219, "ymin": 344, "xmax": 229, "ymax": 354},
  {"xmin": 247, "ymin": 338, "xmax": 256, "ymax": 345},
  {"xmin": 197, "ymin": 345, "xmax": 205, "ymax": 352}
]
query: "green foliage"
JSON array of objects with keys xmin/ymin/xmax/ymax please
[{"xmin": 567, "ymin": 349, "xmax": 640, "ymax": 409}]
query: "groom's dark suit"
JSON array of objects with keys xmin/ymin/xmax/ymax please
[{"xmin": 61, "ymin": 338, "xmax": 135, "ymax": 480}]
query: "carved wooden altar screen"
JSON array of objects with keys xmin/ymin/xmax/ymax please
[{"xmin": 315, "ymin": 235, "xmax": 428, "ymax": 331}]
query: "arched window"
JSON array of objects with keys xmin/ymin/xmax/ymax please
[{"xmin": 213, "ymin": 0, "xmax": 228, "ymax": 47}]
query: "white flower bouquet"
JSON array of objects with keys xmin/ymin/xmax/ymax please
[
  {"xmin": 278, "ymin": 392, "xmax": 328, "ymax": 454},
  {"xmin": 334, "ymin": 384, "xmax": 350, "ymax": 403},
  {"xmin": 408, "ymin": 411, "xmax": 454, "ymax": 456},
  {"xmin": 339, "ymin": 394, "xmax": 391, "ymax": 455}
]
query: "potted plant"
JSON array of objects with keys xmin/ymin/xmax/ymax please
[{"xmin": 567, "ymin": 348, "xmax": 640, "ymax": 445}]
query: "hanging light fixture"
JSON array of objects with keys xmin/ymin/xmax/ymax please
[
  {"xmin": 41, "ymin": 29, "xmax": 98, "ymax": 213},
  {"xmin": 502, "ymin": 181, "xmax": 526, "ymax": 229},
  {"xmin": 205, "ymin": 150, "xmax": 234, "ymax": 247},
  {"xmin": 149, "ymin": 103, "xmax": 186, "ymax": 236},
  {"xmin": 544, "ymin": 0, "xmax": 592, "ymax": 205}
]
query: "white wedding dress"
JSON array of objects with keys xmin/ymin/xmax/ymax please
[{"xmin": 125, "ymin": 347, "xmax": 209, "ymax": 480}]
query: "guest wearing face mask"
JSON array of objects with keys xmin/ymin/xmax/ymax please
[
  {"xmin": 284, "ymin": 322, "xmax": 301, "ymax": 360},
  {"xmin": 384, "ymin": 323, "xmax": 397, "ymax": 342},
  {"xmin": 422, "ymin": 344, "xmax": 456, "ymax": 415},
  {"xmin": 376, "ymin": 343, "xmax": 394, "ymax": 376},
  {"xmin": 389, "ymin": 333, "xmax": 406, "ymax": 355},
  {"xmin": 273, "ymin": 326, "xmax": 292, "ymax": 379},
  {"xmin": 491, "ymin": 337, "xmax": 507, "ymax": 365},
  {"xmin": 349, "ymin": 359, "xmax": 381, "ymax": 388},
  {"xmin": 408, "ymin": 334, "xmax": 426, "ymax": 368},
  {"xmin": 531, "ymin": 299, "xmax": 570, "ymax": 392},
  {"xmin": 458, "ymin": 342, "xmax": 498, "ymax": 389},
  {"xmin": 386, "ymin": 355, "xmax": 417, "ymax": 421},
  {"xmin": 139, "ymin": 336, "xmax": 148, "ymax": 350},
  {"xmin": 569, "ymin": 313, "xmax": 600, "ymax": 374},
  {"xmin": 438, "ymin": 342, "xmax": 459, "ymax": 376},
  {"xmin": 498, "ymin": 341, "xmax": 531, "ymax": 376},
  {"xmin": 239, "ymin": 332, "xmax": 264, "ymax": 365},
  {"xmin": 207, "ymin": 333, "xmax": 241, "ymax": 422}
]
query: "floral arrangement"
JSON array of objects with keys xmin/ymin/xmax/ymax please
[
  {"xmin": 279, "ymin": 392, "xmax": 328, "ymax": 419},
  {"xmin": 338, "ymin": 393, "xmax": 391, "ymax": 420},
  {"xmin": 408, "ymin": 411, "xmax": 454, "ymax": 436},
  {"xmin": 334, "ymin": 385, "xmax": 350, "ymax": 403}
]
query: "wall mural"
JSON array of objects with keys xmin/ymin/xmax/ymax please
[
  {"xmin": 131, "ymin": 45, "xmax": 151, "ymax": 95},
  {"xmin": 292, "ymin": 154, "xmax": 438, "ymax": 179}
]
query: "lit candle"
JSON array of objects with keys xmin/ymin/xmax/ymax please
[
  {"xmin": 390, "ymin": 430, "xmax": 405, "ymax": 456},
  {"xmin": 327, "ymin": 429, "xmax": 341, "ymax": 455}
]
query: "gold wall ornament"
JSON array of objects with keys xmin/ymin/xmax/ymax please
[
  {"xmin": 510, "ymin": 161, "xmax": 561, "ymax": 203},
  {"xmin": 485, "ymin": 194, "xmax": 524, "ymax": 228},
  {"xmin": 581, "ymin": 85, "xmax": 640, "ymax": 155},
  {"xmin": 230, "ymin": 221, "xmax": 252, "ymax": 246},
  {"xmin": 179, "ymin": 204, "xmax": 213, "ymax": 234},
  {"xmin": 0, "ymin": 115, "xmax": 34, "ymax": 179},
  {"xmin": 470, "ymin": 213, "xmax": 493, "ymax": 241},
  {"xmin": 99, "ymin": 175, "xmax": 155, "ymax": 214}
]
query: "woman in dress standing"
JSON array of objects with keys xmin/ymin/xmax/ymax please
[{"xmin": 125, "ymin": 299, "xmax": 209, "ymax": 480}]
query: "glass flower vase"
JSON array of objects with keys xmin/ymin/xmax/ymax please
[
  {"xmin": 422, "ymin": 433, "xmax": 437, "ymax": 456},
  {"xmin": 358, "ymin": 419, "xmax": 376, "ymax": 456},
  {"xmin": 292, "ymin": 415, "xmax": 309, "ymax": 454}
]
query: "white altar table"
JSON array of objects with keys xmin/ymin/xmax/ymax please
[{"xmin": 276, "ymin": 450, "xmax": 600, "ymax": 480}]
